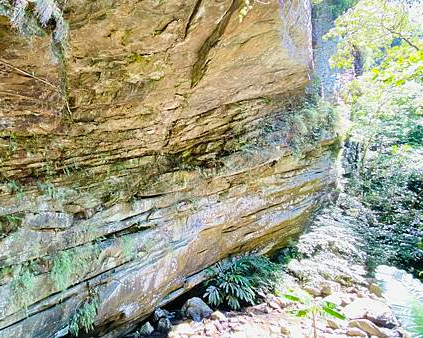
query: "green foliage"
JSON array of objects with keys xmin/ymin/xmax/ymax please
[
  {"xmin": 51, "ymin": 251, "xmax": 74, "ymax": 290},
  {"xmin": 348, "ymin": 146, "xmax": 423, "ymax": 277},
  {"xmin": 121, "ymin": 236, "xmax": 137, "ymax": 260},
  {"xmin": 283, "ymin": 290, "xmax": 346, "ymax": 338},
  {"xmin": 37, "ymin": 181, "xmax": 57, "ymax": 199},
  {"xmin": 6, "ymin": 180, "xmax": 25, "ymax": 200},
  {"xmin": 203, "ymin": 255, "xmax": 281, "ymax": 310},
  {"xmin": 328, "ymin": 0, "xmax": 358, "ymax": 18},
  {"xmin": 51, "ymin": 250, "xmax": 88, "ymax": 291},
  {"xmin": 326, "ymin": 0, "xmax": 422, "ymax": 71},
  {"xmin": 0, "ymin": 214, "xmax": 22, "ymax": 238},
  {"xmin": 313, "ymin": 0, "xmax": 359, "ymax": 18},
  {"xmin": 11, "ymin": 264, "xmax": 36, "ymax": 311},
  {"xmin": 329, "ymin": 0, "xmax": 423, "ymax": 278},
  {"xmin": 285, "ymin": 99, "xmax": 340, "ymax": 157},
  {"xmin": 276, "ymin": 240, "xmax": 300, "ymax": 265},
  {"xmin": 69, "ymin": 297, "xmax": 99, "ymax": 336}
]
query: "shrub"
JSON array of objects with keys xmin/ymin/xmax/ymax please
[
  {"xmin": 203, "ymin": 255, "xmax": 281, "ymax": 310},
  {"xmin": 348, "ymin": 146, "xmax": 423, "ymax": 277}
]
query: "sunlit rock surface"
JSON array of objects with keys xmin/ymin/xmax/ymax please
[{"xmin": 0, "ymin": 0, "xmax": 337, "ymax": 336}]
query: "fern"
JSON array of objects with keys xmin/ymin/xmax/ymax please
[
  {"xmin": 51, "ymin": 250, "xmax": 88, "ymax": 291},
  {"xmin": 69, "ymin": 297, "xmax": 99, "ymax": 336},
  {"xmin": 203, "ymin": 255, "xmax": 281, "ymax": 310},
  {"xmin": 11, "ymin": 264, "xmax": 36, "ymax": 311},
  {"xmin": 1, "ymin": 0, "xmax": 68, "ymax": 57},
  {"xmin": 34, "ymin": 0, "xmax": 68, "ymax": 43},
  {"xmin": 11, "ymin": 0, "xmax": 28, "ymax": 31}
]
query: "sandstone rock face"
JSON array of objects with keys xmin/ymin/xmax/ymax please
[{"xmin": 0, "ymin": 0, "xmax": 336, "ymax": 337}]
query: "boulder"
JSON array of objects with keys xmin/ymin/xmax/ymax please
[
  {"xmin": 368, "ymin": 283, "xmax": 383, "ymax": 298},
  {"xmin": 323, "ymin": 292, "xmax": 344, "ymax": 307},
  {"xmin": 366, "ymin": 310, "xmax": 399, "ymax": 329},
  {"xmin": 153, "ymin": 308, "xmax": 171, "ymax": 323},
  {"xmin": 349, "ymin": 319, "xmax": 389, "ymax": 338},
  {"xmin": 321, "ymin": 281, "xmax": 342, "ymax": 296},
  {"xmin": 181, "ymin": 297, "xmax": 213, "ymax": 322},
  {"xmin": 157, "ymin": 318, "xmax": 172, "ymax": 333},
  {"xmin": 138, "ymin": 322, "xmax": 154, "ymax": 336},
  {"xmin": 327, "ymin": 318, "xmax": 344, "ymax": 330},
  {"xmin": 304, "ymin": 284, "xmax": 322, "ymax": 297},
  {"xmin": 343, "ymin": 298, "xmax": 392, "ymax": 320},
  {"xmin": 168, "ymin": 322, "xmax": 196, "ymax": 336}
]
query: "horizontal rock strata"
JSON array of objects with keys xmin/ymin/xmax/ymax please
[{"xmin": 0, "ymin": 0, "xmax": 337, "ymax": 337}]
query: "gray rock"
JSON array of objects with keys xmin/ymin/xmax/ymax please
[
  {"xmin": 327, "ymin": 318, "xmax": 343, "ymax": 330},
  {"xmin": 23, "ymin": 212, "xmax": 73, "ymax": 230},
  {"xmin": 138, "ymin": 322, "xmax": 154, "ymax": 336},
  {"xmin": 321, "ymin": 281, "xmax": 341, "ymax": 296},
  {"xmin": 169, "ymin": 322, "xmax": 196, "ymax": 336},
  {"xmin": 157, "ymin": 317, "xmax": 172, "ymax": 333},
  {"xmin": 366, "ymin": 309, "xmax": 399, "ymax": 329},
  {"xmin": 349, "ymin": 319, "xmax": 389, "ymax": 338},
  {"xmin": 343, "ymin": 298, "xmax": 392, "ymax": 320},
  {"xmin": 304, "ymin": 285, "xmax": 322, "ymax": 297},
  {"xmin": 323, "ymin": 292, "xmax": 344, "ymax": 307},
  {"xmin": 181, "ymin": 297, "xmax": 212, "ymax": 322},
  {"xmin": 368, "ymin": 283, "xmax": 383, "ymax": 297},
  {"xmin": 153, "ymin": 308, "xmax": 170, "ymax": 323}
]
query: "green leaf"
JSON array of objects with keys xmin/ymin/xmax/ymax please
[
  {"xmin": 283, "ymin": 294, "xmax": 303, "ymax": 303},
  {"xmin": 297, "ymin": 309, "xmax": 308, "ymax": 317},
  {"xmin": 322, "ymin": 306, "xmax": 346, "ymax": 320}
]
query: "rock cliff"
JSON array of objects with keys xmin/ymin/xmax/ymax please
[{"xmin": 0, "ymin": 0, "xmax": 337, "ymax": 337}]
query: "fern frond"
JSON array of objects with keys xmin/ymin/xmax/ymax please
[
  {"xmin": 34, "ymin": 0, "xmax": 55, "ymax": 26},
  {"xmin": 11, "ymin": 0, "xmax": 28, "ymax": 31}
]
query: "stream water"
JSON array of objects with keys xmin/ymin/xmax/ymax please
[{"xmin": 376, "ymin": 265, "xmax": 423, "ymax": 337}]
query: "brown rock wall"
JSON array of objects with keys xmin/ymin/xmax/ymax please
[{"xmin": 0, "ymin": 1, "xmax": 337, "ymax": 337}]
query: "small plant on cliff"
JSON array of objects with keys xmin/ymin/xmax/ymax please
[
  {"xmin": 203, "ymin": 255, "xmax": 281, "ymax": 310},
  {"xmin": 11, "ymin": 263, "xmax": 36, "ymax": 312},
  {"xmin": 69, "ymin": 296, "xmax": 99, "ymax": 336},
  {"xmin": 51, "ymin": 250, "xmax": 88, "ymax": 291},
  {"xmin": 121, "ymin": 235, "xmax": 137, "ymax": 261},
  {"xmin": 0, "ymin": 214, "xmax": 22, "ymax": 238},
  {"xmin": 6, "ymin": 180, "xmax": 25, "ymax": 200},
  {"xmin": 286, "ymin": 99, "xmax": 339, "ymax": 158}
]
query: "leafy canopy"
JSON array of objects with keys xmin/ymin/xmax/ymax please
[{"xmin": 326, "ymin": 0, "xmax": 422, "ymax": 70}]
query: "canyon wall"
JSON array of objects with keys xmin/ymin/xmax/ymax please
[{"xmin": 0, "ymin": 0, "xmax": 337, "ymax": 337}]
